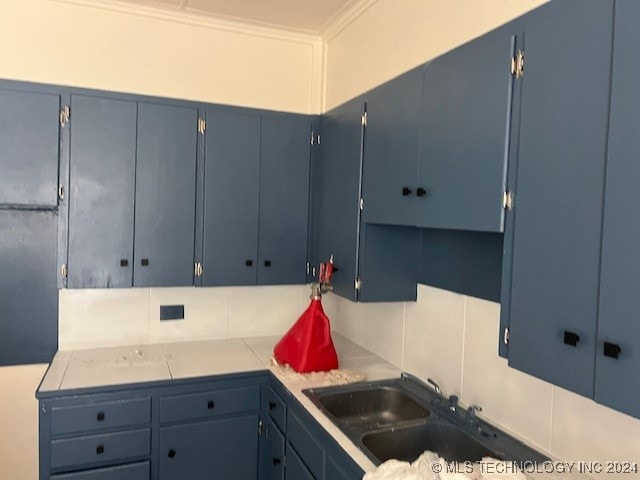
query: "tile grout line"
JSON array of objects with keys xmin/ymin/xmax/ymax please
[
  {"xmin": 460, "ymin": 295, "xmax": 467, "ymax": 397},
  {"xmin": 549, "ymin": 386, "xmax": 555, "ymax": 453}
]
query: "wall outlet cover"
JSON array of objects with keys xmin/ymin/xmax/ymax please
[{"xmin": 160, "ymin": 305, "xmax": 185, "ymax": 321}]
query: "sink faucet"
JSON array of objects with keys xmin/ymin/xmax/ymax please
[{"xmin": 426, "ymin": 378, "xmax": 442, "ymax": 396}]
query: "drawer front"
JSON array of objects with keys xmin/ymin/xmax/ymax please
[
  {"xmin": 159, "ymin": 385, "xmax": 259, "ymax": 424},
  {"xmin": 50, "ymin": 429, "xmax": 150, "ymax": 470},
  {"xmin": 50, "ymin": 397, "xmax": 151, "ymax": 436},
  {"xmin": 267, "ymin": 417, "xmax": 285, "ymax": 480},
  {"xmin": 287, "ymin": 411, "xmax": 324, "ymax": 479},
  {"xmin": 51, "ymin": 461, "xmax": 150, "ymax": 480},
  {"xmin": 267, "ymin": 387, "xmax": 286, "ymax": 432}
]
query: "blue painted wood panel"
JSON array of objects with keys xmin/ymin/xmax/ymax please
[
  {"xmin": 0, "ymin": 210, "xmax": 58, "ymax": 365},
  {"xmin": 50, "ymin": 462, "xmax": 149, "ymax": 480},
  {"xmin": 361, "ymin": 66, "xmax": 423, "ymax": 225},
  {"xmin": 315, "ymin": 99, "xmax": 364, "ymax": 301},
  {"xmin": 158, "ymin": 415, "xmax": 259, "ymax": 480},
  {"xmin": 133, "ymin": 102, "xmax": 198, "ymax": 287},
  {"xmin": 0, "ymin": 88, "xmax": 60, "ymax": 207},
  {"xmin": 258, "ymin": 116, "xmax": 311, "ymax": 285},
  {"xmin": 266, "ymin": 418, "xmax": 285, "ymax": 480},
  {"xmin": 284, "ymin": 444, "xmax": 314, "ymax": 480},
  {"xmin": 67, "ymin": 95, "xmax": 137, "ymax": 288},
  {"xmin": 506, "ymin": 1, "xmax": 613, "ymax": 397},
  {"xmin": 595, "ymin": 0, "xmax": 640, "ymax": 420},
  {"xmin": 202, "ymin": 110, "xmax": 261, "ymax": 286},
  {"xmin": 417, "ymin": 32, "xmax": 515, "ymax": 232}
]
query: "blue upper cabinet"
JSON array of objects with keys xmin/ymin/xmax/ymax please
[
  {"xmin": 133, "ymin": 103, "xmax": 198, "ymax": 287},
  {"xmin": 360, "ymin": 67, "xmax": 423, "ymax": 226},
  {"xmin": 503, "ymin": 1, "xmax": 613, "ymax": 397},
  {"xmin": 315, "ymin": 98, "xmax": 364, "ymax": 301},
  {"xmin": 416, "ymin": 31, "xmax": 515, "ymax": 232},
  {"xmin": 0, "ymin": 88, "xmax": 60, "ymax": 208},
  {"xmin": 202, "ymin": 110, "xmax": 261, "ymax": 286},
  {"xmin": 68, "ymin": 95, "xmax": 137, "ymax": 289},
  {"xmin": 258, "ymin": 116, "xmax": 311, "ymax": 285},
  {"xmin": 595, "ymin": 0, "xmax": 640, "ymax": 419}
]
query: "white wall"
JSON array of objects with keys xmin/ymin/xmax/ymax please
[
  {"xmin": 324, "ymin": 286, "xmax": 640, "ymax": 479},
  {"xmin": 322, "ymin": 0, "xmax": 549, "ymax": 111},
  {"xmin": 0, "ymin": 0, "xmax": 322, "ymax": 114}
]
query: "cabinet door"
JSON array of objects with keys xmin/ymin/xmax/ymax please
[
  {"xmin": 417, "ymin": 32, "xmax": 515, "ymax": 232},
  {"xmin": 202, "ymin": 110, "xmax": 260, "ymax": 286},
  {"xmin": 266, "ymin": 418, "xmax": 285, "ymax": 480},
  {"xmin": 0, "ymin": 88, "xmax": 60, "ymax": 207},
  {"xmin": 315, "ymin": 100, "xmax": 364, "ymax": 301},
  {"xmin": 595, "ymin": 0, "xmax": 640, "ymax": 419},
  {"xmin": 505, "ymin": 2, "xmax": 613, "ymax": 396},
  {"xmin": 68, "ymin": 95, "xmax": 137, "ymax": 288},
  {"xmin": 258, "ymin": 116, "xmax": 311, "ymax": 285},
  {"xmin": 159, "ymin": 415, "xmax": 258, "ymax": 480},
  {"xmin": 361, "ymin": 67, "xmax": 423, "ymax": 226},
  {"xmin": 133, "ymin": 103, "xmax": 198, "ymax": 287},
  {"xmin": 0, "ymin": 210, "xmax": 57, "ymax": 365},
  {"xmin": 284, "ymin": 444, "xmax": 314, "ymax": 480}
]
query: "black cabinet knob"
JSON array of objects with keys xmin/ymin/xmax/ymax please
[
  {"xmin": 96, "ymin": 445, "xmax": 104, "ymax": 455},
  {"xmin": 268, "ymin": 401, "xmax": 276, "ymax": 410},
  {"xmin": 141, "ymin": 258, "xmax": 149, "ymax": 266},
  {"xmin": 402, "ymin": 187, "xmax": 412, "ymax": 196},
  {"xmin": 96, "ymin": 411, "xmax": 105, "ymax": 422},
  {"xmin": 603, "ymin": 342, "xmax": 621, "ymax": 359},
  {"xmin": 246, "ymin": 260, "xmax": 253, "ymax": 267},
  {"xmin": 273, "ymin": 457, "xmax": 281, "ymax": 466},
  {"xmin": 207, "ymin": 400, "xmax": 215, "ymax": 409},
  {"xmin": 120, "ymin": 259, "xmax": 128, "ymax": 267},
  {"xmin": 563, "ymin": 331, "xmax": 580, "ymax": 347},
  {"xmin": 416, "ymin": 187, "xmax": 427, "ymax": 197},
  {"xmin": 168, "ymin": 449, "xmax": 176, "ymax": 459},
  {"xmin": 264, "ymin": 260, "xmax": 271, "ymax": 267}
]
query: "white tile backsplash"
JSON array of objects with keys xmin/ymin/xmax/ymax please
[
  {"xmin": 59, "ymin": 289, "xmax": 150, "ymax": 350},
  {"xmin": 360, "ymin": 302, "xmax": 405, "ymax": 367},
  {"xmin": 148, "ymin": 287, "xmax": 229, "ymax": 343},
  {"xmin": 330, "ymin": 293, "xmax": 363, "ymax": 343},
  {"xmin": 403, "ymin": 285, "xmax": 465, "ymax": 395}
]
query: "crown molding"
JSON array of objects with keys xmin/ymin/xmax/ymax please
[
  {"xmin": 319, "ymin": 0, "xmax": 381, "ymax": 41},
  {"xmin": 47, "ymin": 0, "xmax": 321, "ymax": 45}
]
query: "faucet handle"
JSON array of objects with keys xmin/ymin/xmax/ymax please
[
  {"xmin": 466, "ymin": 404, "xmax": 483, "ymax": 422},
  {"xmin": 448, "ymin": 395, "xmax": 459, "ymax": 411}
]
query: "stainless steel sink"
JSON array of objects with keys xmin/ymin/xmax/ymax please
[
  {"xmin": 316, "ymin": 386, "xmax": 430, "ymax": 429},
  {"xmin": 362, "ymin": 422, "xmax": 501, "ymax": 463}
]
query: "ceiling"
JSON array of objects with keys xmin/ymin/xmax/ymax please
[{"xmin": 116, "ymin": 0, "xmax": 361, "ymax": 34}]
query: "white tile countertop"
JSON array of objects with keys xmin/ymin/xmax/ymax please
[{"xmin": 37, "ymin": 333, "xmax": 402, "ymax": 473}]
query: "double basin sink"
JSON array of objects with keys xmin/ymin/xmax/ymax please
[{"xmin": 303, "ymin": 375, "xmax": 547, "ymax": 466}]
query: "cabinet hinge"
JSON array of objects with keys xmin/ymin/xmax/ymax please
[
  {"xmin": 197, "ymin": 118, "xmax": 206, "ymax": 134},
  {"xmin": 359, "ymin": 198, "xmax": 364, "ymax": 211},
  {"xmin": 58, "ymin": 184, "xmax": 65, "ymax": 201},
  {"xmin": 354, "ymin": 278, "xmax": 362, "ymax": 290},
  {"xmin": 61, "ymin": 264, "xmax": 68, "ymax": 279},
  {"xmin": 510, "ymin": 50, "xmax": 524, "ymax": 78},
  {"xmin": 59, "ymin": 105, "xmax": 70, "ymax": 127},
  {"xmin": 194, "ymin": 262, "xmax": 203, "ymax": 277},
  {"xmin": 306, "ymin": 262, "xmax": 310, "ymax": 275},
  {"xmin": 361, "ymin": 112, "xmax": 368, "ymax": 127},
  {"xmin": 503, "ymin": 327, "xmax": 510, "ymax": 345},
  {"xmin": 503, "ymin": 190, "xmax": 514, "ymax": 211},
  {"xmin": 258, "ymin": 419, "xmax": 264, "ymax": 436}
]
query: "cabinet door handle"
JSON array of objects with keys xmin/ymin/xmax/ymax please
[
  {"xmin": 603, "ymin": 342, "xmax": 621, "ymax": 359},
  {"xmin": 268, "ymin": 401, "xmax": 276, "ymax": 410},
  {"xmin": 273, "ymin": 457, "xmax": 281, "ymax": 466},
  {"xmin": 563, "ymin": 331, "xmax": 580, "ymax": 347},
  {"xmin": 96, "ymin": 411, "xmax": 105, "ymax": 422},
  {"xmin": 416, "ymin": 187, "xmax": 427, "ymax": 197},
  {"xmin": 96, "ymin": 445, "xmax": 104, "ymax": 455},
  {"xmin": 207, "ymin": 400, "xmax": 215, "ymax": 409},
  {"xmin": 120, "ymin": 259, "xmax": 128, "ymax": 267},
  {"xmin": 264, "ymin": 260, "xmax": 271, "ymax": 267},
  {"xmin": 168, "ymin": 449, "xmax": 176, "ymax": 459},
  {"xmin": 141, "ymin": 258, "xmax": 149, "ymax": 266},
  {"xmin": 402, "ymin": 187, "xmax": 412, "ymax": 196},
  {"xmin": 246, "ymin": 260, "xmax": 253, "ymax": 267}
]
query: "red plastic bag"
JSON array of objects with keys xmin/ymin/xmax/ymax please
[{"xmin": 273, "ymin": 298, "xmax": 339, "ymax": 373}]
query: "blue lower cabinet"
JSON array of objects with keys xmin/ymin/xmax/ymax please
[
  {"xmin": 159, "ymin": 415, "xmax": 259, "ymax": 480},
  {"xmin": 266, "ymin": 418, "xmax": 285, "ymax": 480},
  {"xmin": 285, "ymin": 444, "xmax": 315, "ymax": 480},
  {"xmin": 50, "ymin": 462, "xmax": 150, "ymax": 480}
]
